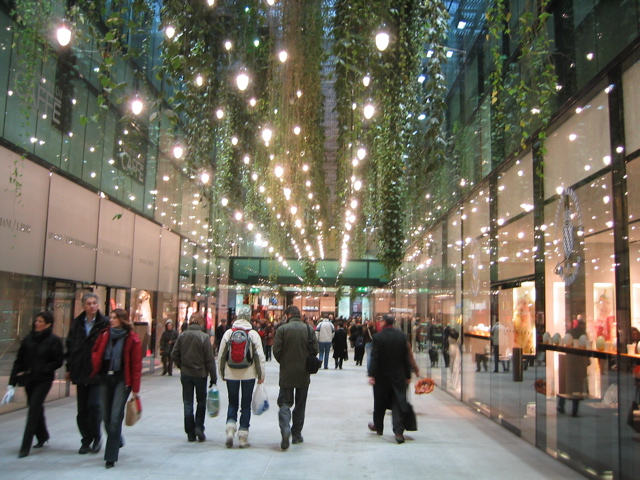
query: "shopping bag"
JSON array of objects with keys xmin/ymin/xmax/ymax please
[
  {"xmin": 207, "ymin": 385, "xmax": 220, "ymax": 417},
  {"xmin": 125, "ymin": 395, "xmax": 142, "ymax": 426},
  {"xmin": 252, "ymin": 383, "xmax": 269, "ymax": 416},
  {"xmin": 1, "ymin": 388, "xmax": 15, "ymax": 406}
]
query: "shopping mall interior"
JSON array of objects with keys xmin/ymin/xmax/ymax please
[{"xmin": 1, "ymin": 1, "xmax": 640, "ymax": 478}]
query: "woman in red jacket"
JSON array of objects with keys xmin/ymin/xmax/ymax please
[{"xmin": 91, "ymin": 308, "xmax": 142, "ymax": 469}]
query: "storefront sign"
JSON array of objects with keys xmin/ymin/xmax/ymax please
[
  {"xmin": 96, "ymin": 198, "xmax": 134, "ymax": 288},
  {"xmin": 302, "ymin": 305, "xmax": 319, "ymax": 311},
  {"xmin": 0, "ymin": 151, "xmax": 49, "ymax": 276},
  {"xmin": 44, "ymin": 174, "xmax": 99, "ymax": 282},
  {"xmin": 390, "ymin": 307, "xmax": 413, "ymax": 314}
]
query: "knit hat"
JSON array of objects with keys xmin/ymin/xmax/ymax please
[{"xmin": 165, "ymin": 320, "xmax": 173, "ymax": 327}]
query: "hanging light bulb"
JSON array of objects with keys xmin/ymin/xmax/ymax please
[
  {"xmin": 57, "ymin": 19, "xmax": 72, "ymax": 47},
  {"xmin": 224, "ymin": 40, "xmax": 232, "ymax": 51},
  {"xmin": 375, "ymin": 28, "xmax": 390, "ymax": 51},
  {"xmin": 173, "ymin": 144, "xmax": 184, "ymax": 159},
  {"xmin": 293, "ymin": 126, "xmax": 301, "ymax": 135},
  {"xmin": 216, "ymin": 109, "xmax": 224, "ymax": 119},
  {"xmin": 363, "ymin": 102, "xmax": 375, "ymax": 119},
  {"xmin": 221, "ymin": 197, "xmax": 229, "ymax": 206},
  {"xmin": 236, "ymin": 72, "xmax": 249, "ymax": 91},
  {"xmin": 267, "ymin": 0, "xmax": 275, "ymax": 5},
  {"xmin": 274, "ymin": 165, "xmax": 284, "ymax": 178},
  {"xmin": 243, "ymin": 155, "xmax": 250, "ymax": 164},
  {"xmin": 235, "ymin": 211, "xmax": 243, "ymax": 221},
  {"xmin": 206, "ymin": 0, "xmax": 215, "ymax": 6},
  {"xmin": 249, "ymin": 98, "xmax": 257, "ymax": 107},
  {"xmin": 165, "ymin": 26, "xmax": 176, "ymax": 39},
  {"xmin": 362, "ymin": 75, "xmax": 371, "ymax": 87},
  {"xmin": 290, "ymin": 206, "xmax": 298, "ymax": 215},
  {"xmin": 357, "ymin": 147, "xmax": 367, "ymax": 159},
  {"xmin": 131, "ymin": 96, "xmax": 143, "ymax": 115},
  {"xmin": 279, "ymin": 50, "xmax": 288, "ymax": 63},
  {"xmin": 200, "ymin": 172, "xmax": 210, "ymax": 183},
  {"xmin": 351, "ymin": 199, "xmax": 358, "ymax": 209},
  {"xmin": 231, "ymin": 136, "xmax": 238, "ymax": 146},
  {"xmin": 262, "ymin": 128, "xmax": 273, "ymax": 143},
  {"xmin": 354, "ymin": 180, "xmax": 362, "ymax": 191},
  {"xmin": 195, "ymin": 75, "xmax": 204, "ymax": 86}
]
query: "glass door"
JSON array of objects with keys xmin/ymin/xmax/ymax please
[{"xmin": 490, "ymin": 280, "xmax": 537, "ymax": 444}]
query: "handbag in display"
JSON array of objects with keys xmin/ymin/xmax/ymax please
[
  {"xmin": 125, "ymin": 395, "xmax": 142, "ymax": 426},
  {"xmin": 306, "ymin": 325, "xmax": 321, "ymax": 374}
]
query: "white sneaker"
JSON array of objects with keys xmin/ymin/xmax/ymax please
[
  {"xmin": 238, "ymin": 430, "xmax": 250, "ymax": 448},
  {"xmin": 225, "ymin": 424, "xmax": 236, "ymax": 448}
]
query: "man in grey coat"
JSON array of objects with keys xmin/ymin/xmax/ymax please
[
  {"xmin": 172, "ymin": 313, "xmax": 217, "ymax": 443},
  {"xmin": 273, "ymin": 305, "xmax": 318, "ymax": 450}
]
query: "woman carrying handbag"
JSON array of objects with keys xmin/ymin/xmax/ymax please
[
  {"xmin": 7, "ymin": 311, "xmax": 63, "ymax": 458},
  {"xmin": 91, "ymin": 308, "xmax": 142, "ymax": 469}
]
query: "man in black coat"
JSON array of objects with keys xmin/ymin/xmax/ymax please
[
  {"xmin": 368, "ymin": 314, "xmax": 412, "ymax": 443},
  {"xmin": 65, "ymin": 292, "xmax": 109, "ymax": 454}
]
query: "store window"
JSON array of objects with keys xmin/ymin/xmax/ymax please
[
  {"xmin": 544, "ymin": 89, "xmax": 611, "ymax": 196},
  {"xmin": 623, "ymin": 57, "xmax": 640, "ymax": 155}
]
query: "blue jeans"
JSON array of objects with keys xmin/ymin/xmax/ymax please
[
  {"xmin": 100, "ymin": 372, "xmax": 131, "ymax": 463},
  {"xmin": 318, "ymin": 342, "xmax": 332, "ymax": 369},
  {"xmin": 226, "ymin": 379, "xmax": 256, "ymax": 431},
  {"xmin": 180, "ymin": 374, "xmax": 207, "ymax": 436},
  {"xmin": 366, "ymin": 342, "xmax": 373, "ymax": 372}
]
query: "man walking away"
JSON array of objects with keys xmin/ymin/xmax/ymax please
[
  {"xmin": 66, "ymin": 293, "xmax": 110, "ymax": 455},
  {"xmin": 172, "ymin": 313, "xmax": 217, "ymax": 442},
  {"xmin": 315, "ymin": 317, "xmax": 334, "ymax": 370},
  {"xmin": 273, "ymin": 305, "xmax": 318, "ymax": 450},
  {"xmin": 368, "ymin": 314, "xmax": 412, "ymax": 444}
]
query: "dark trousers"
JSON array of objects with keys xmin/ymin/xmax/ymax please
[
  {"xmin": 265, "ymin": 345, "xmax": 272, "ymax": 361},
  {"xmin": 21, "ymin": 381, "xmax": 53, "ymax": 453},
  {"xmin": 226, "ymin": 379, "xmax": 256, "ymax": 430},
  {"xmin": 181, "ymin": 374, "xmax": 207, "ymax": 436},
  {"xmin": 162, "ymin": 354, "xmax": 174, "ymax": 375},
  {"xmin": 100, "ymin": 373, "xmax": 131, "ymax": 463},
  {"xmin": 76, "ymin": 383, "xmax": 102, "ymax": 447},
  {"xmin": 277, "ymin": 386, "xmax": 309, "ymax": 437},
  {"xmin": 372, "ymin": 383, "xmax": 405, "ymax": 435},
  {"xmin": 334, "ymin": 357, "xmax": 344, "ymax": 369}
]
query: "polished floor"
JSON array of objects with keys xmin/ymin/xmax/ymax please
[{"xmin": 0, "ymin": 353, "xmax": 585, "ymax": 479}]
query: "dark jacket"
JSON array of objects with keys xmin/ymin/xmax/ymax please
[
  {"xmin": 369, "ymin": 326, "xmax": 411, "ymax": 383},
  {"xmin": 332, "ymin": 328, "xmax": 348, "ymax": 360},
  {"xmin": 65, "ymin": 310, "xmax": 110, "ymax": 385},
  {"xmin": 90, "ymin": 328, "xmax": 143, "ymax": 394},
  {"xmin": 10, "ymin": 326, "xmax": 64, "ymax": 386},
  {"xmin": 171, "ymin": 324, "xmax": 217, "ymax": 382},
  {"xmin": 273, "ymin": 315, "xmax": 318, "ymax": 388},
  {"xmin": 160, "ymin": 329, "xmax": 179, "ymax": 356}
]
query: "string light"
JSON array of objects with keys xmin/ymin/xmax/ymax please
[
  {"xmin": 375, "ymin": 29, "xmax": 390, "ymax": 51},
  {"xmin": 165, "ymin": 26, "xmax": 176, "ymax": 38},
  {"xmin": 57, "ymin": 19, "xmax": 72, "ymax": 46}
]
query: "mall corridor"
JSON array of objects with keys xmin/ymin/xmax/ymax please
[{"xmin": 0, "ymin": 355, "xmax": 583, "ymax": 480}]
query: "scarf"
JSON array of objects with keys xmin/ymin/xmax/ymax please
[{"xmin": 103, "ymin": 328, "xmax": 128, "ymax": 372}]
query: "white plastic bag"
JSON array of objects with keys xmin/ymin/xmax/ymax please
[
  {"xmin": 251, "ymin": 383, "xmax": 269, "ymax": 416},
  {"xmin": 207, "ymin": 385, "xmax": 220, "ymax": 417},
  {"xmin": 1, "ymin": 386, "xmax": 15, "ymax": 406}
]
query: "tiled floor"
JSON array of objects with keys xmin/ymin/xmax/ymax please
[{"xmin": 0, "ymin": 356, "xmax": 585, "ymax": 479}]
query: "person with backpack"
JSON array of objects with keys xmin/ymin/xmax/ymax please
[{"xmin": 218, "ymin": 315, "xmax": 266, "ymax": 448}]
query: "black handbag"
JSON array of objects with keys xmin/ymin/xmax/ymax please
[{"xmin": 306, "ymin": 326, "xmax": 321, "ymax": 374}]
